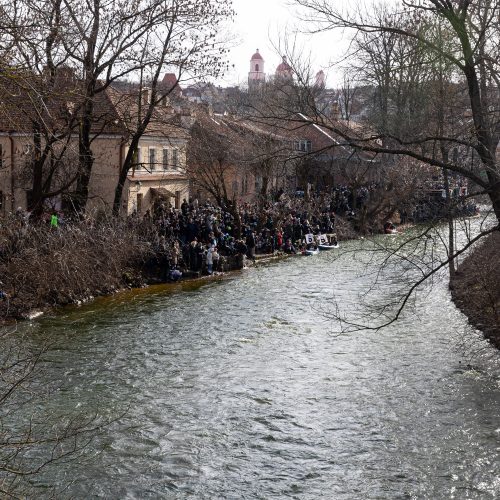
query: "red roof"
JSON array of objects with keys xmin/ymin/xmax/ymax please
[
  {"xmin": 251, "ymin": 49, "xmax": 263, "ymax": 61},
  {"xmin": 162, "ymin": 73, "xmax": 181, "ymax": 90}
]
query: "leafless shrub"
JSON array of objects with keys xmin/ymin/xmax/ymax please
[
  {"xmin": 0, "ymin": 216, "xmax": 155, "ymax": 319},
  {"xmin": 451, "ymin": 232, "xmax": 500, "ymax": 347}
]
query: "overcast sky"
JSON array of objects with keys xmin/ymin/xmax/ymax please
[{"xmin": 219, "ymin": 0, "xmax": 349, "ymax": 88}]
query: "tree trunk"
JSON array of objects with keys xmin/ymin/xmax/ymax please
[
  {"xmin": 113, "ymin": 140, "xmax": 138, "ymax": 217},
  {"xmin": 443, "ymin": 168, "xmax": 456, "ymax": 279},
  {"xmin": 74, "ymin": 99, "xmax": 94, "ymax": 214},
  {"xmin": 490, "ymin": 180, "xmax": 500, "ymax": 224},
  {"xmin": 29, "ymin": 122, "xmax": 45, "ymax": 216}
]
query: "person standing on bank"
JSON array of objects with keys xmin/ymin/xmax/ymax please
[
  {"xmin": 206, "ymin": 245, "xmax": 214, "ymax": 275},
  {"xmin": 50, "ymin": 212, "xmax": 58, "ymax": 229},
  {"xmin": 245, "ymin": 229, "xmax": 256, "ymax": 262}
]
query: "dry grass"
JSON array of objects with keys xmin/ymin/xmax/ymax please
[{"xmin": 0, "ymin": 217, "xmax": 155, "ymax": 319}]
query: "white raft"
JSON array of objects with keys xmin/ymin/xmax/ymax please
[
  {"xmin": 318, "ymin": 243, "xmax": 339, "ymax": 250},
  {"xmin": 303, "ymin": 248, "xmax": 320, "ymax": 256}
]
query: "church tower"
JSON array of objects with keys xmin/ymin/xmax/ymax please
[{"xmin": 248, "ymin": 49, "xmax": 265, "ymax": 88}]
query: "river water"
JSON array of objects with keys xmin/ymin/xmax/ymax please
[{"xmin": 9, "ymin": 230, "xmax": 500, "ymax": 499}]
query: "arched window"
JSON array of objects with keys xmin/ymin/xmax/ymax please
[{"xmin": 255, "ymin": 64, "xmax": 259, "ymax": 72}]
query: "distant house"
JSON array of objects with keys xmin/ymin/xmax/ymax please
[
  {"xmin": 104, "ymin": 85, "xmax": 191, "ymax": 214},
  {"xmin": 186, "ymin": 108, "xmax": 294, "ymax": 205},
  {"xmin": 0, "ymin": 74, "xmax": 191, "ymax": 216},
  {"xmin": 184, "ymin": 106, "xmax": 380, "ymax": 206},
  {"xmin": 288, "ymin": 113, "xmax": 378, "ymax": 191}
]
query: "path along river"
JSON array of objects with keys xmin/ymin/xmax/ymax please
[{"xmin": 8, "ymin": 226, "xmax": 500, "ymax": 499}]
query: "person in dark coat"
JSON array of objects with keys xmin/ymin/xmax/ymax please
[
  {"xmin": 245, "ymin": 230, "xmax": 256, "ymax": 262},
  {"xmin": 195, "ymin": 242, "xmax": 205, "ymax": 271},
  {"xmin": 189, "ymin": 238, "xmax": 198, "ymax": 271}
]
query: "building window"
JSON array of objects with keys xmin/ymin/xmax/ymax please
[
  {"xmin": 135, "ymin": 147, "xmax": 142, "ymax": 170},
  {"xmin": 0, "ymin": 144, "xmax": 3, "ymax": 168},
  {"xmin": 172, "ymin": 149, "xmax": 178, "ymax": 169},
  {"xmin": 241, "ymin": 175, "xmax": 248, "ymax": 195},
  {"xmin": 255, "ymin": 64, "xmax": 259, "ymax": 72},
  {"xmin": 175, "ymin": 191, "xmax": 181, "ymax": 209},
  {"xmin": 163, "ymin": 149, "xmax": 169, "ymax": 170},
  {"xmin": 294, "ymin": 140, "xmax": 312, "ymax": 153},
  {"xmin": 255, "ymin": 175, "xmax": 262, "ymax": 192},
  {"xmin": 136, "ymin": 193, "xmax": 143, "ymax": 213},
  {"xmin": 149, "ymin": 148, "xmax": 156, "ymax": 170}
]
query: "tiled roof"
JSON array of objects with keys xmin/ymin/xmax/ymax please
[
  {"xmin": 161, "ymin": 73, "xmax": 182, "ymax": 93},
  {"xmin": 0, "ymin": 70, "xmax": 124, "ymax": 135},
  {"xmin": 105, "ymin": 84, "xmax": 190, "ymax": 140}
]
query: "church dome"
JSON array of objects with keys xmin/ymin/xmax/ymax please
[
  {"xmin": 276, "ymin": 56, "xmax": 293, "ymax": 77},
  {"xmin": 251, "ymin": 49, "xmax": 263, "ymax": 61},
  {"xmin": 276, "ymin": 61, "xmax": 291, "ymax": 72}
]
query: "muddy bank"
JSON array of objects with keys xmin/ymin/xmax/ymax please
[{"xmin": 451, "ymin": 231, "xmax": 500, "ymax": 348}]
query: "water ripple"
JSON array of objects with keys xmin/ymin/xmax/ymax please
[{"xmin": 11, "ymin": 227, "xmax": 500, "ymax": 499}]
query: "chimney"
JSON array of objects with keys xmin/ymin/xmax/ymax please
[
  {"xmin": 331, "ymin": 100, "xmax": 340, "ymax": 120},
  {"xmin": 179, "ymin": 106, "xmax": 196, "ymax": 129}
]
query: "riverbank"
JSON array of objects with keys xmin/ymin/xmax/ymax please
[
  {"xmin": 0, "ymin": 208, "xmax": 356, "ymax": 321},
  {"xmin": 0, "ymin": 221, "xmax": 294, "ymax": 322},
  {"xmin": 0, "ymin": 218, "xmax": 154, "ymax": 321},
  {"xmin": 451, "ymin": 231, "xmax": 500, "ymax": 348},
  {"xmin": 0, "ymin": 245, "xmax": 292, "ymax": 323}
]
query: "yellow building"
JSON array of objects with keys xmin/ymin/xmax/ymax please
[{"xmin": 0, "ymin": 81, "xmax": 190, "ymax": 216}]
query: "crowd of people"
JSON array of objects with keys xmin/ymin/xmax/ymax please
[
  {"xmin": 8, "ymin": 181, "xmax": 478, "ymax": 282},
  {"xmin": 144, "ymin": 193, "xmax": 342, "ymax": 278}
]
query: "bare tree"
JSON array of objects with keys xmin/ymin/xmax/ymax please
[
  {"xmin": 235, "ymin": 0, "xmax": 500, "ymax": 332},
  {"xmin": 0, "ymin": 324, "xmax": 111, "ymax": 497},
  {"xmin": 0, "ymin": 0, "xmax": 83, "ymax": 215},
  {"xmin": 189, "ymin": 113, "xmax": 250, "ymax": 236},
  {"xmin": 236, "ymin": 119, "xmax": 294, "ymax": 205},
  {"xmin": 339, "ymin": 8, "xmax": 468, "ymax": 269},
  {"xmin": 294, "ymin": 0, "xmax": 500, "ymax": 223},
  {"xmin": 187, "ymin": 113, "xmax": 241, "ymax": 210},
  {"xmin": 338, "ymin": 74, "xmax": 357, "ymax": 122},
  {"xmin": 111, "ymin": 0, "xmax": 233, "ymax": 215},
  {"xmin": 1, "ymin": 0, "xmax": 233, "ymax": 214}
]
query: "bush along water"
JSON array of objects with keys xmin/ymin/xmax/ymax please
[{"xmin": 0, "ymin": 214, "xmax": 155, "ymax": 319}]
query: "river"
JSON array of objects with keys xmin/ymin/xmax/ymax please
[{"xmin": 6, "ymin": 228, "xmax": 500, "ymax": 499}]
